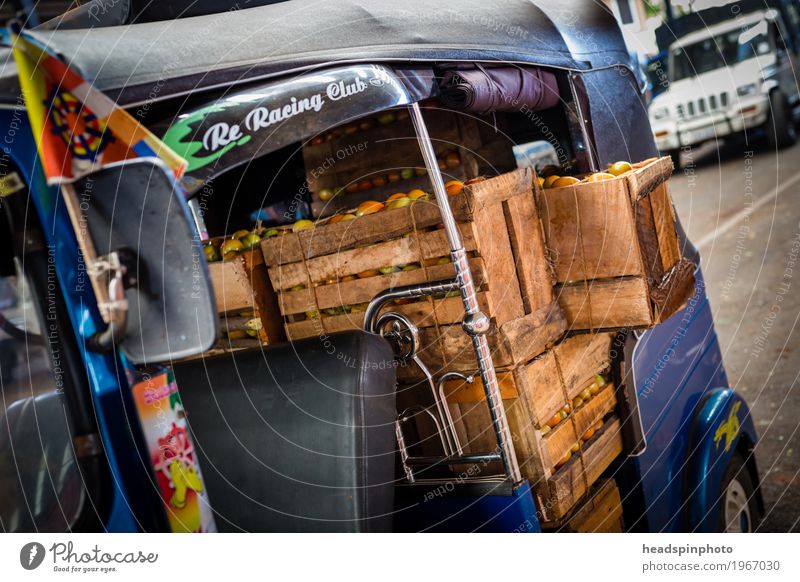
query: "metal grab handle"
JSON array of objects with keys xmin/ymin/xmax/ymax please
[
  {"xmin": 368, "ymin": 308, "xmax": 462, "ymax": 457},
  {"xmin": 408, "ymin": 102, "xmax": 521, "ymax": 483}
]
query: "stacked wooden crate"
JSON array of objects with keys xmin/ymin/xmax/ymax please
[
  {"xmin": 261, "ymin": 169, "xmax": 567, "ymax": 373},
  {"xmin": 404, "ymin": 156, "xmax": 692, "ymax": 522},
  {"xmin": 536, "ymin": 156, "xmax": 695, "ymax": 330},
  {"xmin": 206, "ymin": 247, "xmax": 285, "ymax": 352},
  {"xmin": 303, "ymin": 107, "xmax": 481, "ymax": 219},
  {"xmin": 442, "ymin": 332, "xmax": 623, "ymax": 522}
]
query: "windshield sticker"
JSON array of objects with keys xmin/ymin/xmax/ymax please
[{"xmin": 163, "ymin": 74, "xmax": 383, "ymax": 173}]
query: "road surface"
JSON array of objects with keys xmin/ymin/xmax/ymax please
[{"xmin": 669, "ymin": 138, "xmax": 800, "ymax": 532}]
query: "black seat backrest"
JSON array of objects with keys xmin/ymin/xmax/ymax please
[{"xmin": 172, "ymin": 331, "xmax": 397, "ymax": 532}]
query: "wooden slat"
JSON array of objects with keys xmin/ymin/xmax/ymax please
[
  {"xmin": 556, "ymin": 277, "xmax": 653, "ymax": 330},
  {"xmin": 465, "ymin": 168, "xmax": 532, "ymax": 209},
  {"xmin": 209, "ymin": 253, "xmax": 259, "ymax": 314},
  {"xmin": 543, "ymin": 416, "xmax": 623, "ymax": 520},
  {"xmin": 285, "ymin": 293, "xmax": 490, "ymax": 340},
  {"xmin": 554, "ymin": 479, "xmax": 624, "ymax": 532},
  {"xmin": 470, "ymin": 199, "xmax": 524, "ymax": 326},
  {"xmin": 554, "ymin": 332, "xmax": 615, "ymax": 404},
  {"xmin": 624, "ymin": 155, "xmax": 673, "ymax": 201},
  {"xmin": 634, "ymin": 194, "xmax": 664, "ymax": 288},
  {"xmin": 542, "ymin": 383, "xmax": 616, "ymax": 471},
  {"xmin": 278, "ymin": 258, "xmax": 485, "ymax": 315},
  {"xmin": 268, "ymin": 224, "xmax": 477, "ymax": 290},
  {"xmin": 650, "ymin": 182, "xmax": 682, "ymax": 271},
  {"xmin": 262, "ymin": 195, "xmax": 472, "ymax": 266},
  {"xmin": 513, "ymin": 349, "xmax": 564, "ymax": 429},
  {"xmin": 503, "ymin": 191, "xmax": 554, "ymax": 311},
  {"xmin": 498, "ymin": 301, "xmax": 566, "ymax": 365}
]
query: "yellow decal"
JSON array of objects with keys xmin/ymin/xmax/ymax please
[
  {"xmin": 168, "ymin": 458, "xmax": 205, "ymax": 509},
  {"xmin": 714, "ymin": 401, "xmax": 742, "ymax": 453}
]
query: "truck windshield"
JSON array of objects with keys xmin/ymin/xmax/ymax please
[{"xmin": 671, "ymin": 20, "xmax": 772, "ymax": 82}]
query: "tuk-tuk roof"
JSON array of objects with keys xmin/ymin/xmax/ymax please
[{"xmin": 0, "ymin": 0, "xmax": 631, "ymax": 107}]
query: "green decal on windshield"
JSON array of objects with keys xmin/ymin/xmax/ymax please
[{"xmin": 162, "ymin": 105, "xmax": 251, "ymax": 172}]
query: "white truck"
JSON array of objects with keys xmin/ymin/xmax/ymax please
[{"xmin": 649, "ymin": 7, "xmax": 800, "ymax": 168}]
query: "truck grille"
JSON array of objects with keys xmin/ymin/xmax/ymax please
[{"xmin": 676, "ymin": 92, "xmax": 729, "ymax": 118}]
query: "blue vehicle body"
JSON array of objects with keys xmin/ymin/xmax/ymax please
[{"xmin": 0, "ymin": 72, "xmax": 760, "ymax": 533}]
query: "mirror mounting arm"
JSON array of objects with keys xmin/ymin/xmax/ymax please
[{"xmin": 85, "ymin": 250, "xmax": 133, "ymax": 353}]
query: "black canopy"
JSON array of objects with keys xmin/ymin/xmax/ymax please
[{"xmin": 0, "ymin": 0, "xmax": 631, "ymax": 106}]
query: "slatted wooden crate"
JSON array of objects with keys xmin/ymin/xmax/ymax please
[
  {"xmin": 536, "ymin": 156, "xmax": 695, "ymax": 331},
  {"xmin": 261, "ymin": 168, "xmax": 566, "ymax": 373},
  {"xmin": 436, "ymin": 332, "xmax": 623, "ymax": 522},
  {"xmin": 207, "ymin": 248, "xmax": 285, "ymax": 350},
  {"xmin": 304, "ymin": 107, "xmax": 482, "ymax": 218},
  {"xmin": 545, "ymin": 478, "xmax": 624, "ymax": 532}
]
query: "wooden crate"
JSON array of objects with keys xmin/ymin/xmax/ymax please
[
  {"xmin": 303, "ymin": 107, "xmax": 483, "ymax": 218},
  {"xmin": 261, "ymin": 168, "xmax": 566, "ymax": 374},
  {"xmin": 207, "ymin": 248, "xmax": 285, "ymax": 349},
  {"xmin": 437, "ymin": 332, "xmax": 623, "ymax": 521},
  {"xmin": 545, "ymin": 478, "xmax": 624, "ymax": 532},
  {"xmin": 536, "ymin": 157, "xmax": 695, "ymax": 331}
]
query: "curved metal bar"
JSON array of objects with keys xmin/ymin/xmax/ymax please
[
  {"xmin": 409, "ymin": 102, "xmax": 521, "ymax": 483},
  {"xmin": 363, "ymin": 279, "xmax": 459, "ymax": 334}
]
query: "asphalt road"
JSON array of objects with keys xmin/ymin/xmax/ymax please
[{"xmin": 669, "ymin": 137, "xmax": 800, "ymax": 532}]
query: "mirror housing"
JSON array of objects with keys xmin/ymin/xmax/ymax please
[{"xmin": 74, "ymin": 160, "xmax": 217, "ymax": 364}]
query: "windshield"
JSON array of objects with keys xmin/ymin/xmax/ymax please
[{"xmin": 671, "ymin": 20, "xmax": 773, "ymax": 82}]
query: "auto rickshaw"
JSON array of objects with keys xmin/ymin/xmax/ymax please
[{"xmin": 0, "ymin": 0, "xmax": 761, "ymax": 533}]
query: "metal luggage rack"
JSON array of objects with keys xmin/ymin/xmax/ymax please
[{"xmin": 364, "ymin": 103, "xmax": 521, "ymax": 486}]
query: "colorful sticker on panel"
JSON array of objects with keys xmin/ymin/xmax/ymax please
[{"xmin": 132, "ymin": 370, "xmax": 217, "ymax": 533}]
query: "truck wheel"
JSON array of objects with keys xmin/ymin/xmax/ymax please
[
  {"xmin": 767, "ymin": 92, "xmax": 797, "ymax": 149},
  {"xmin": 718, "ymin": 453, "xmax": 761, "ymax": 532}
]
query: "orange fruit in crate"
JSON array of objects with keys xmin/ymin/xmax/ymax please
[
  {"xmin": 536, "ymin": 176, "xmax": 545, "ymax": 188},
  {"xmin": 581, "ymin": 427, "xmax": 596, "ymax": 442},
  {"xmin": 545, "ymin": 413, "xmax": 561, "ymax": 429},
  {"xmin": 387, "ymin": 172, "xmax": 401, "ymax": 183},
  {"xmin": 356, "ymin": 200, "xmax": 385, "ymax": 216},
  {"xmin": 608, "ymin": 161, "xmax": 633, "ymax": 176},
  {"xmin": 292, "ymin": 219, "xmax": 315, "ymax": 232},
  {"xmin": 357, "ymin": 269, "xmax": 380, "ymax": 278},
  {"xmin": 372, "ymin": 176, "xmax": 387, "ymax": 187},
  {"xmin": 554, "ymin": 450, "xmax": 572, "ymax": 470},
  {"xmin": 328, "ymin": 213, "xmax": 356, "ymax": 225},
  {"xmin": 542, "ymin": 175, "xmax": 561, "ymax": 188},
  {"xmin": 387, "ymin": 197, "xmax": 411, "ymax": 210},
  {"xmin": 444, "ymin": 180, "xmax": 464, "ymax": 196},
  {"xmin": 585, "ymin": 172, "xmax": 615, "ymax": 182},
  {"xmin": 386, "ymin": 192, "xmax": 407, "ymax": 202},
  {"xmin": 415, "ymin": 167, "xmax": 427, "ymax": 176},
  {"xmin": 550, "ymin": 176, "xmax": 581, "ymax": 188},
  {"xmin": 445, "ymin": 152, "xmax": 461, "ymax": 167},
  {"xmin": 358, "ymin": 180, "xmax": 373, "ymax": 191},
  {"xmin": 407, "ymin": 189, "xmax": 428, "ymax": 201},
  {"xmin": 345, "ymin": 183, "xmax": 359, "ymax": 194}
]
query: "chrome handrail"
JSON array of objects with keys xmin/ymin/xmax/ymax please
[{"xmin": 407, "ymin": 102, "xmax": 521, "ymax": 483}]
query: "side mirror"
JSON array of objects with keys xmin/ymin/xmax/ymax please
[{"xmin": 72, "ymin": 160, "xmax": 217, "ymax": 364}]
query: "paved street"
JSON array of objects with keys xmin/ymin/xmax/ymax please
[{"xmin": 669, "ymin": 137, "xmax": 800, "ymax": 532}]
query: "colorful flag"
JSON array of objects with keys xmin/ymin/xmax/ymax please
[{"xmin": 11, "ymin": 31, "xmax": 186, "ymax": 184}]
